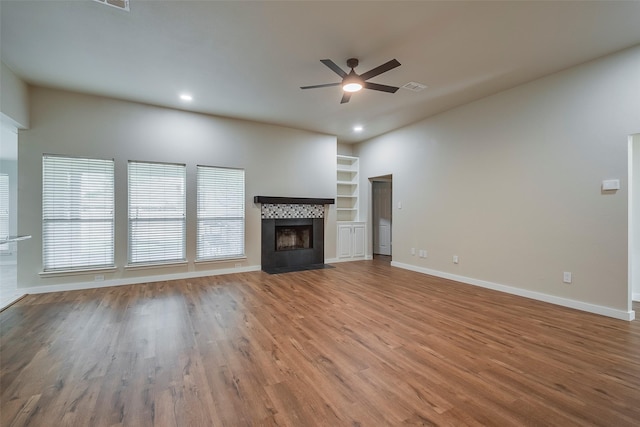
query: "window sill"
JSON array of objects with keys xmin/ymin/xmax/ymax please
[
  {"xmin": 194, "ymin": 255, "xmax": 247, "ymax": 265},
  {"xmin": 124, "ymin": 261, "xmax": 188, "ymax": 271},
  {"xmin": 39, "ymin": 266, "xmax": 118, "ymax": 278}
]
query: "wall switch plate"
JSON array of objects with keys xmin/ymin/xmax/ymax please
[
  {"xmin": 602, "ymin": 179, "xmax": 620, "ymax": 191},
  {"xmin": 453, "ymin": 255, "xmax": 459, "ymax": 264},
  {"xmin": 563, "ymin": 272, "xmax": 572, "ymax": 283},
  {"xmin": 397, "ymin": 201, "xmax": 402, "ymax": 209}
]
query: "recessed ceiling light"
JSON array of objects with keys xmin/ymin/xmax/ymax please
[
  {"xmin": 179, "ymin": 93, "xmax": 193, "ymax": 102},
  {"xmin": 353, "ymin": 125, "xmax": 363, "ymax": 132}
]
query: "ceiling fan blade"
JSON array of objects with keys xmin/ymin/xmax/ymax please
[
  {"xmin": 320, "ymin": 59, "xmax": 348, "ymax": 78},
  {"xmin": 364, "ymin": 82, "xmax": 399, "ymax": 93},
  {"xmin": 340, "ymin": 92, "xmax": 352, "ymax": 104},
  {"xmin": 359, "ymin": 59, "xmax": 401, "ymax": 81},
  {"xmin": 300, "ymin": 82, "xmax": 341, "ymax": 90}
]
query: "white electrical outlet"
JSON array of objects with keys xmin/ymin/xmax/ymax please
[
  {"xmin": 235, "ymin": 263, "xmax": 242, "ymax": 268},
  {"xmin": 563, "ymin": 272, "xmax": 572, "ymax": 283},
  {"xmin": 453, "ymin": 255, "xmax": 459, "ymax": 264},
  {"xmin": 94, "ymin": 274, "xmax": 104, "ymax": 282},
  {"xmin": 411, "ymin": 248, "xmax": 416, "ymax": 256}
]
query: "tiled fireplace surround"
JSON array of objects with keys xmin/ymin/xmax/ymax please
[{"xmin": 255, "ymin": 197, "xmax": 334, "ymax": 273}]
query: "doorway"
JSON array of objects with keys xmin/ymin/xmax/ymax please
[
  {"xmin": 0, "ymin": 118, "xmax": 19, "ymax": 309},
  {"xmin": 371, "ymin": 176, "xmax": 392, "ymax": 259},
  {"xmin": 630, "ymin": 134, "xmax": 640, "ymax": 306}
]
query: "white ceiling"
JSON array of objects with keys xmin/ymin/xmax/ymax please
[{"xmin": 2, "ymin": 1, "xmax": 640, "ymax": 143}]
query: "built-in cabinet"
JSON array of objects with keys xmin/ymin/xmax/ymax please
[
  {"xmin": 336, "ymin": 155, "xmax": 359, "ymax": 222},
  {"xmin": 336, "ymin": 155, "xmax": 366, "ymax": 261},
  {"xmin": 337, "ymin": 223, "xmax": 366, "ymax": 259}
]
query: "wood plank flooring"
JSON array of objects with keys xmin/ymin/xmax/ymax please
[{"xmin": 1, "ymin": 259, "xmax": 639, "ymax": 426}]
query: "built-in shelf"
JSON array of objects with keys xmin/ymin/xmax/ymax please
[{"xmin": 336, "ymin": 155, "xmax": 359, "ymax": 222}]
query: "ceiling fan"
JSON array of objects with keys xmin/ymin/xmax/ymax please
[{"xmin": 300, "ymin": 58, "xmax": 401, "ymax": 104}]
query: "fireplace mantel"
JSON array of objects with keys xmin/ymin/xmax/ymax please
[{"xmin": 254, "ymin": 196, "xmax": 334, "ymax": 205}]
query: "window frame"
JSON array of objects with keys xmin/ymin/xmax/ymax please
[
  {"xmin": 196, "ymin": 165, "xmax": 245, "ymax": 262},
  {"xmin": 127, "ymin": 160, "xmax": 187, "ymax": 267},
  {"xmin": 42, "ymin": 154, "xmax": 115, "ymax": 272}
]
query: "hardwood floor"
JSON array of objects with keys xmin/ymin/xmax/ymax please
[{"xmin": 1, "ymin": 259, "xmax": 639, "ymax": 426}]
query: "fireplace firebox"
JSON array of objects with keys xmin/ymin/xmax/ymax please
[
  {"xmin": 275, "ymin": 225, "xmax": 313, "ymax": 251},
  {"xmin": 261, "ymin": 218, "xmax": 324, "ymax": 272}
]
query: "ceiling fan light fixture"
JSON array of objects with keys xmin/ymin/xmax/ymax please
[
  {"xmin": 343, "ymin": 82, "xmax": 363, "ymax": 92},
  {"xmin": 343, "ymin": 71, "xmax": 363, "ymax": 92}
]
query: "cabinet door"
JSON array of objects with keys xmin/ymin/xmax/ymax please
[
  {"xmin": 352, "ymin": 224, "xmax": 366, "ymax": 258},
  {"xmin": 337, "ymin": 225, "xmax": 353, "ymax": 258}
]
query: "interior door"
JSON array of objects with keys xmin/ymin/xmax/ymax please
[{"xmin": 372, "ymin": 181, "xmax": 392, "ymax": 255}]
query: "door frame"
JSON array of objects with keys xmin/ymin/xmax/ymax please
[
  {"xmin": 629, "ymin": 134, "xmax": 640, "ymax": 310},
  {"xmin": 369, "ymin": 174, "xmax": 392, "ymax": 258}
]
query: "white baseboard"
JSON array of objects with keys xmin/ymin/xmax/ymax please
[
  {"xmin": 326, "ymin": 256, "xmax": 371, "ymax": 264},
  {"xmin": 391, "ymin": 261, "xmax": 635, "ymax": 321},
  {"xmin": 18, "ymin": 260, "xmax": 636, "ymax": 321},
  {"xmin": 20, "ymin": 265, "xmax": 262, "ymax": 295},
  {"xmin": 1, "ymin": 293, "xmax": 27, "ymax": 310}
]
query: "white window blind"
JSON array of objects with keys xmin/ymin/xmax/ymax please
[
  {"xmin": 42, "ymin": 155, "xmax": 114, "ymax": 271},
  {"xmin": 197, "ymin": 166, "xmax": 245, "ymax": 260},
  {"xmin": 128, "ymin": 161, "xmax": 186, "ymax": 265},
  {"xmin": 0, "ymin": 174, "xmax": 8, "ymax": 240}
]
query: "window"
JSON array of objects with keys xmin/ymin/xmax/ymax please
[
  {"xmin": 128, "ymin": 161, "xmax": 186, "ymax": 265},
  {"xmin": 42, "ymin": 155, "xmax": 114, "ymax": 271},
  {"xmin": 0, "ymin": 173, "xmax": 8, "ymax": 240},
  {"xmin": 197, "ymin": 166, "xmax": 244, "ymax": 260}
]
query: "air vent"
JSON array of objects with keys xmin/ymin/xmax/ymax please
[
  {"xmin": 401, "ymin": 82, "xmax": 428, "ymax": 92},
  {"xmin": 93, "ymin": 0, "xmax": 130, "ymax": 11}
]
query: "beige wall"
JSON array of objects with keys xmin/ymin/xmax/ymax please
[
  {"xmin": 337, "ymin": 143, "xmax": 354, "ymax": 156},
  {"xmin": 0, "ymin": 61, "xmax": 29, "ymax": 128},
  {"xmin": 356, "ymin": 45, "xmax": 640, "ymax": 314},
  {"xmin": 18, "ymin": 87, "xmax": 337, "ymax": 289}
]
